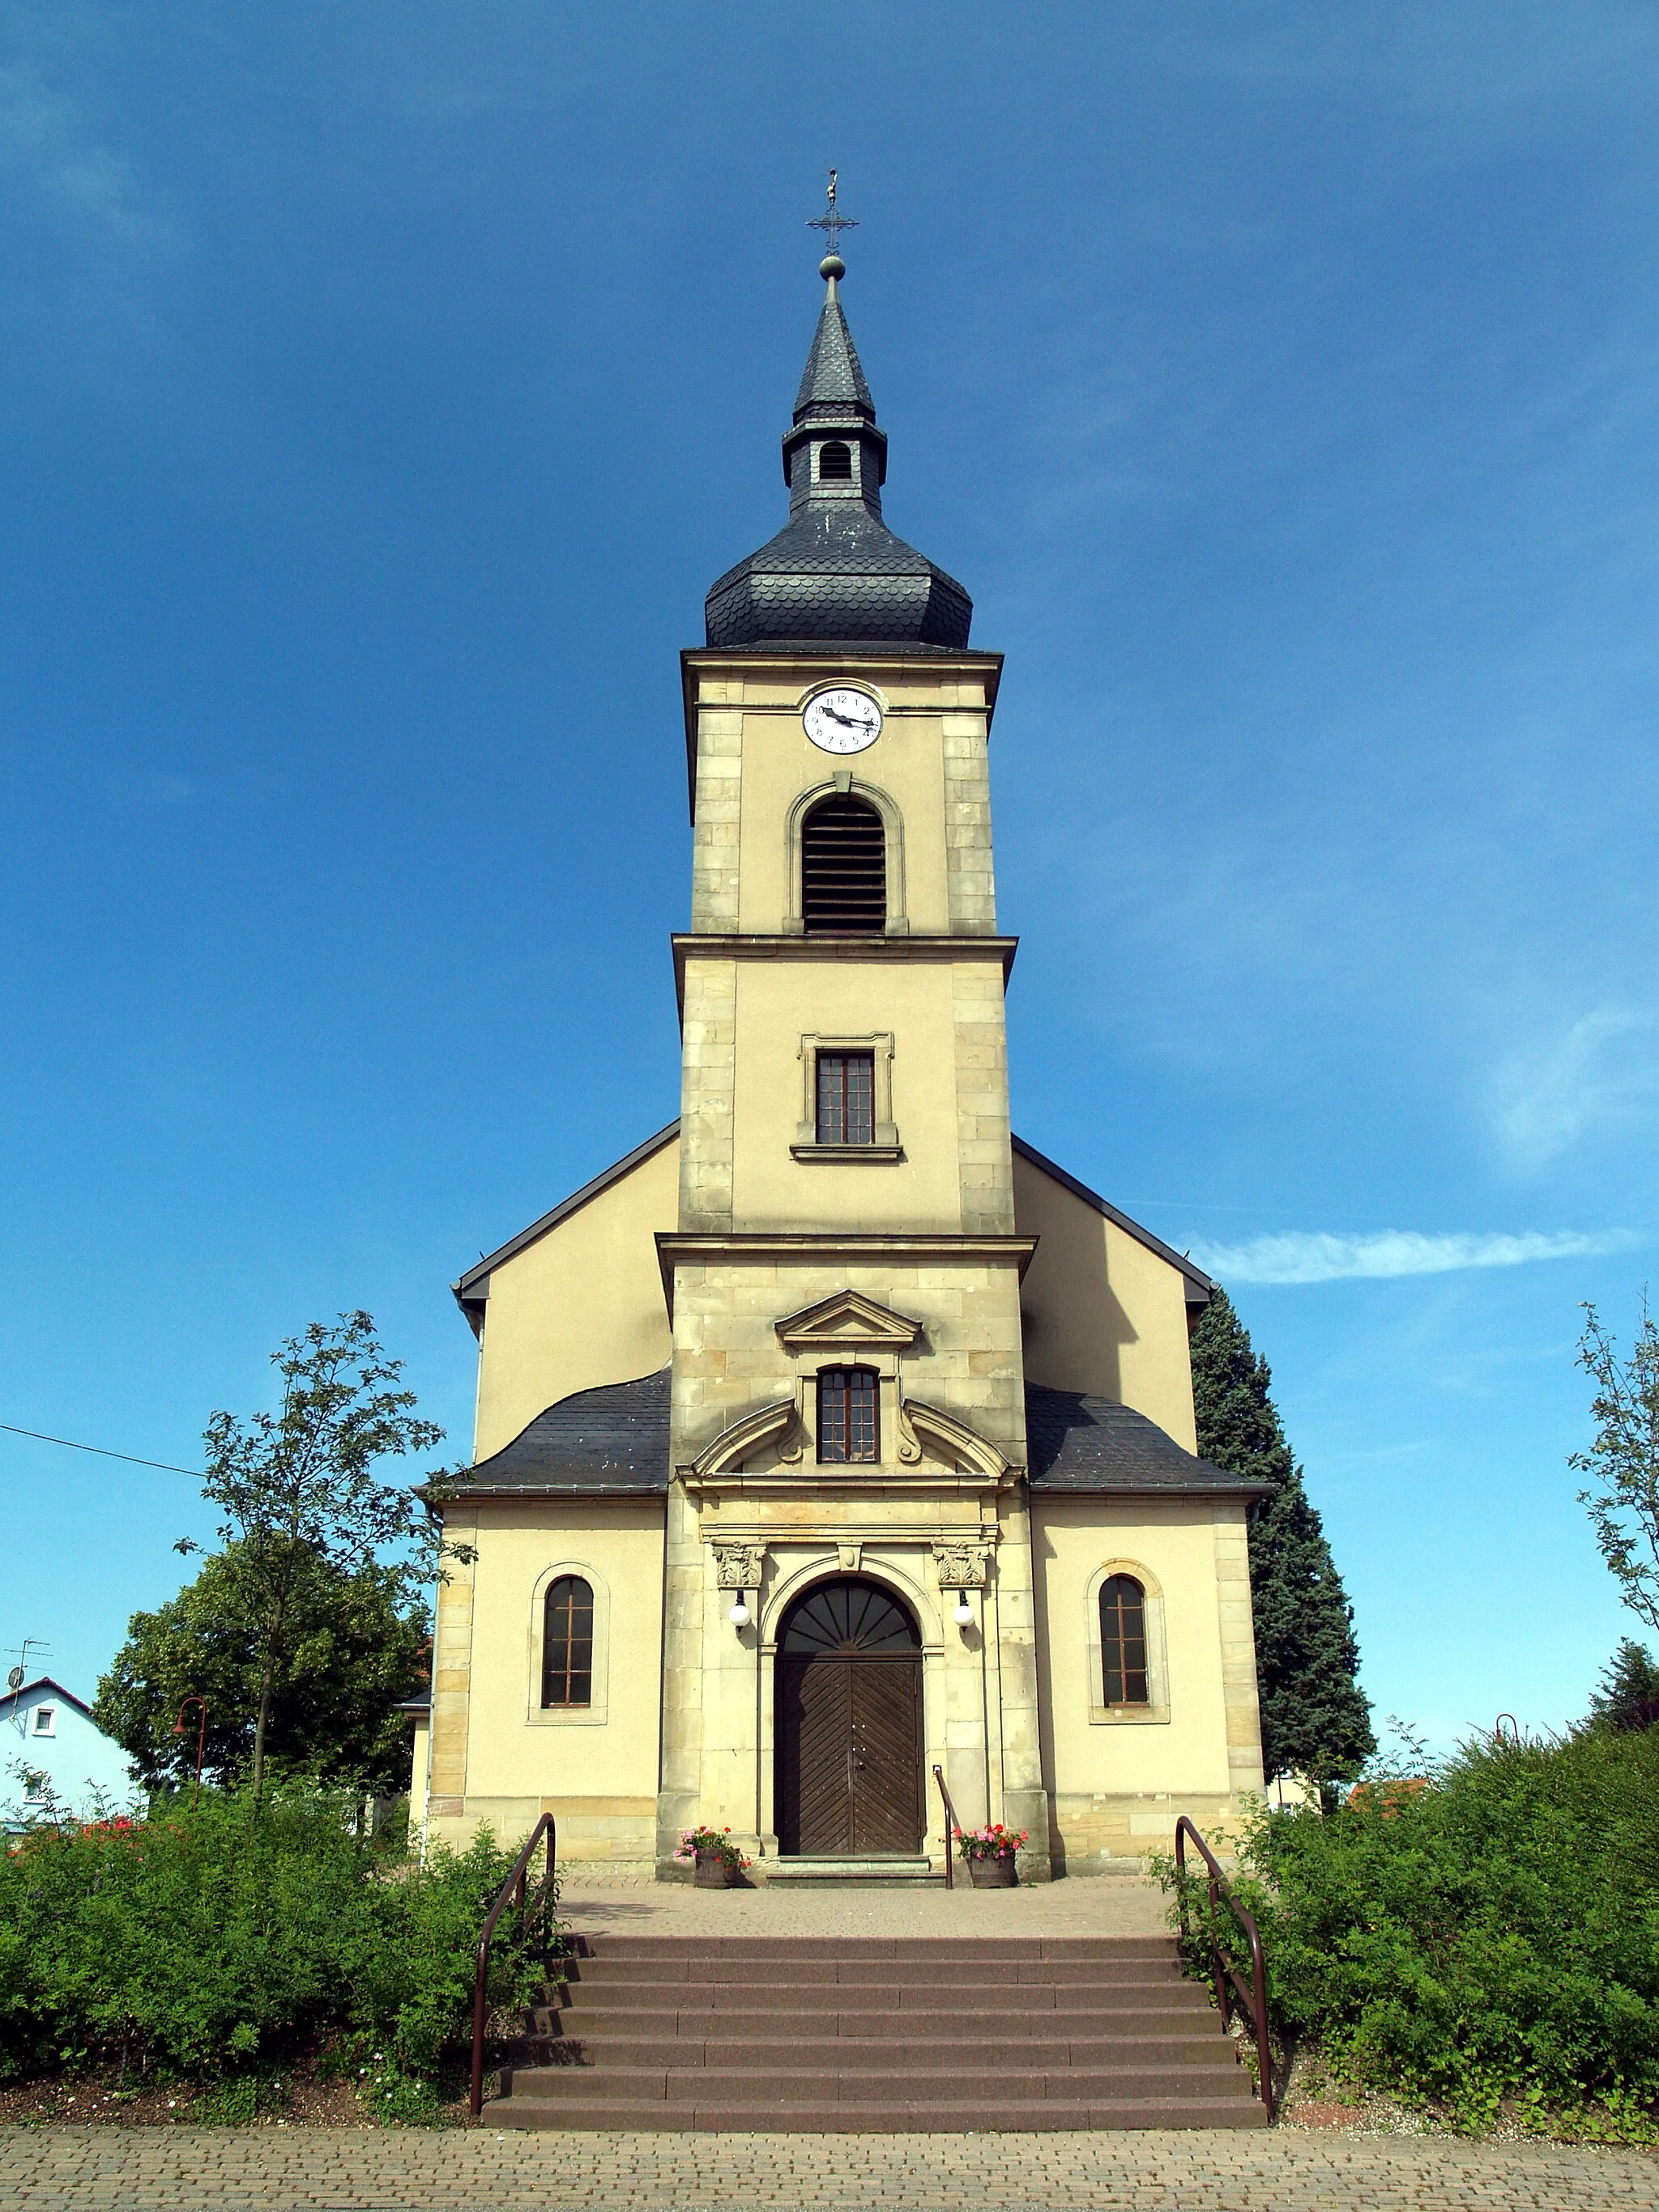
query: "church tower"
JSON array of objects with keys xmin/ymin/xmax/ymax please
[
  {"xmin": 426, "ymin": 216, "xmax": 1268, "ymax": 1882},
  {"xmin": 661, "ymin": 236, "xmax": 1044, "ymax": 1869}
]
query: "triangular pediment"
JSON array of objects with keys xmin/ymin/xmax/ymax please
[{"xmin": 774, "ymin": 1289, "xmax": 923, "ymax": 1353}]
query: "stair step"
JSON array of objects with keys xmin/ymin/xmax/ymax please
[
  {"xmin": 567, "ymin": 1957, "xmax": 1183, "ymax": 1987},
  {"xmin": 579, "ymin": 1936, "xmax": 1176, "ymax": 1962},
  {"xmin": 763, "ymin": 1860, "xmax": 940, "ymax": 1884},
  {"xmin": 493, "ymin": 1931, "xmax": 1265, "ymax": 2135},
  {"xmin": 528, "ymin": 2035, "xmax": 1240, "ymax": 2069},
  {"xmin": 508, "ymin": 2063, "xmax": 1252, "ymax": 2101},
  {"xmin": 560, "ymin": 1980, "xmax": 1210, "ymax": 2010},
  {"xmin": 484, "ymin": 2095, "xmax": 1271, "ymax": 2133}
]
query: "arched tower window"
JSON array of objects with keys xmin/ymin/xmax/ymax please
[
  {"xmin": 817, "ymin": 440, "xmax": 853, "ymax": 481},
  {"xmin": 1099, "ymin": 1575, "xmax": 1149, "ymax": 1704},
  {"xmin": 541, "ymin": 1575, "xmax": 594, "ymax": 1707},
  {"xmin": 817, "ymin": 1366, "xmax": 879, "ymax": 1464},
  {"xmin": 801, "ymin": 795, "xmax": 885, "ymax": 936}
]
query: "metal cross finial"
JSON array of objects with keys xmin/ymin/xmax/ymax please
[{"xmin": 808, "ymin": 169, "xmax": 858, "ymax": 265}]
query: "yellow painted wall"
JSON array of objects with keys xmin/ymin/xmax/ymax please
[
  {"xmin": 471, "ymin": 1136, "xmax": 679, "ymax": 1461},
  {"xmin": 727, "ymin": 957, "xmax": 997, "ymax": 1232},
  {"xmin": 446, "ymin": 1497, "xmax": 665, "ymax": 1857},
  {"xmin": 1032, "ymin": 1496, "xmax": 1255, "ymax": 1860},
  {"xmin": 1013, "ymin": 1149, "xmax": 1198, "ymax": 1448},
  {"xmin": 732, "ymin": 684, "xmax": 956, "ymax": 936}
]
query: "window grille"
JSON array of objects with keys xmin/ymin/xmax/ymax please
[
  {"xmin": 541, "ymin": 1575, "xmax": 595, "ymax": 1708},
  {"xmin": 817, "ymin": 440, "xmax": 853, "ymax": 480},
  {"xmin": 801, "ymin": 795, "xmax": 885, "ymax": 936},
  {"xmin": 816, "ymin": 1050, "xmax": 876, "ymax": 1144},
  {"xmin": 817, "ymin": 1367, "xmax": 879, "ymax": 1464},
  {"xmin": 1100, "ymin": 1575, "xmax": 1149, "ymax": 1704}
]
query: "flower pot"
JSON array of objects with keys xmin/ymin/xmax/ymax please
[
  {"xmin": 967, "ymin": 1848, "xmax": 1018, "ymax": 1888},
  {"xmin": 693, "ymin": 1848, "xmax": 741, "ymax": 1888}
]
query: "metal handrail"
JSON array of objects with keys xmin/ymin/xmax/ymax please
[
  {"xmin": 1173, "ymin": 1815, "xmax": 1275, "ymax": 2122},
  {"xmin": 469, "ymin": 1813, "xmax": 557, "ymax": 2118},
  {"xmin": 931, "ymin": 1763, "xmax": 960, "ymax": 1890}
]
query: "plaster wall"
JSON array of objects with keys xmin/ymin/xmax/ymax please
[
  {"xmin": 1032, "ymin": 1496, "xmax": 1264, "ymax": 1867},
  {"xmin": 425, "ymin": 1497, "xmax": 664, "ymax": 1861},
  {"xmin": 721, "ymin": 955, "xmax": 1010, "ymax": 1234},
  {"xmin": 471, "ymin": 1138, "xmax": 677, "ymax": 1461},
  {"xmin": 1013, "ymin": 1149, "xmax": 1199, "ymax": 1448}
]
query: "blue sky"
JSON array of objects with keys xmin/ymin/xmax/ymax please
[{"xmin": 2, "ymin": 2, "xmax": 1657, "ymax": 1752}]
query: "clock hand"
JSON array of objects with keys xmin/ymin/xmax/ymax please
[{"xmin": 827, "ymin": 705, "xmax": 874, "ymax": 730}]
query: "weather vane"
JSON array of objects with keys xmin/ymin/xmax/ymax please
[{"xmin": 807, "ymin": 170, "xmax": 858, "ymax": 268}]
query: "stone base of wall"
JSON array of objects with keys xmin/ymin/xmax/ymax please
[
  {"xmin": 1049, "ymin": 1791, "xmax": 1254, "ymax": 1873},
  {"xmin": 425, "ymin": 1796, "xmax": 656, "ymax": 1863}
]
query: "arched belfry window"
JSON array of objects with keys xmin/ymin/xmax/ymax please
[
  {"xmin": 1099, "ymin": 1575, "xmax": 1149, "ymax": 1706},
  {"xmin": 801, "ymin": 795, "xmax": 886, "ymax": 936},
  {"xmin": 817, "ymin": 1366, "xmax": 879, "ymax": 1464},
  {"xmin": 817, "ymin": 440, "xmax": 853, "ymax": 481},
  {"xmin": 542, "ymin": 1575, "xmax": 594, "ymax": 1707}
]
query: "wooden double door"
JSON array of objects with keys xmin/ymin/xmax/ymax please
[{"xmin": 774, "ymin": 1579, "xmax": 924, "ymax": 1856}]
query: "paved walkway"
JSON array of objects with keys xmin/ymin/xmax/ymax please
[
  {"xmin": 556, "ymin": 1869, "xmax": 1170, "ymax": 1939},
  {"xmin": 1, "ymin": 2125, "xmax": 1654, "ymax": 2210}
]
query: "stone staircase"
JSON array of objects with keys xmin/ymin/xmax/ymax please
[{"xmin": 485, "ymin": 1933, "xmax": 1267, "ymax": 2131}]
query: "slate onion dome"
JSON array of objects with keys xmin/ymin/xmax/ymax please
[{"xmin": 704, "ymin": 252, "xmax": 973, "ymax": 650}]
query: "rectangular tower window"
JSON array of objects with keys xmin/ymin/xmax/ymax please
[
  {"xmin": 817, "ymin": 1367, "xmax": 879, "ymax": 1464},
  {"xmin": 816, "ymin": 1051, "xmax": 876, "ymax": 1144}
]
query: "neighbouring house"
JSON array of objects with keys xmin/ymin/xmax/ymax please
[{"xmin": 0, "ymin": 1677, "xmax": 138, "ymax": 1824}]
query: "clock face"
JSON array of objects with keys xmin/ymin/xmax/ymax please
[{"xmin": 804, "ymin": 687, "xmax": 884, "ymax": 754}]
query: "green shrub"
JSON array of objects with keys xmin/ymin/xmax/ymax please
[
  {"xmin": 0, "ymin": 1788, "xmax": 552, "ymax": 2107},
  {"xmin": 1213, "ymin": 1728, "xmax": 1659, "ymax": 2131}
]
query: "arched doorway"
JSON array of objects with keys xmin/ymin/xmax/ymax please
[{"xmin": 774, "ymin": 1577, "xmax": 924, "ymax": 1856}]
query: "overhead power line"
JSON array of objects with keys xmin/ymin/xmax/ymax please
[{"xmin": 0, "ymin": 1421, "xmax": 202, "ymax": 1478}]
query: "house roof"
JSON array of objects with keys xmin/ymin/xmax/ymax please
[
  {"xmin": 458, "ymin": 1371, "xmax": 1263, "ymax": 1501},
  {"xmin": 1025, "ymin": 1385, "xmax": 1267, "ymax": 1496},
  {"xmin": 1010, "ymin": 1136, "xmax": 1214, "ymax": 1308},
  {"xmin": 465, "ymin": 1369, "xmax": 673, "ymax": 1494},
  {"xmin": 0, "ymin": 1676, "xmax": 93, "ymax": 1723}
]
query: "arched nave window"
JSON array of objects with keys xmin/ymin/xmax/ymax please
[{"xmin": 541, "ymin": 1575, "xmax": 595, "ymax": 1708}]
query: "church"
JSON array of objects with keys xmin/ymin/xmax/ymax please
[{"xmin": 413, "ymin": 237, "xmax": 1269, "ymax": 1882}]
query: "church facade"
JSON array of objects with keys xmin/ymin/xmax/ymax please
[{"xmin": 415, "ymin": 251, "xmax": 1269, "ymax": 1881}]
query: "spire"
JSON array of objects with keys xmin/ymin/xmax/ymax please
[
  {"xmin": 702, "ymin": 184, "xmax": 972, "ymax": 653},
  {"xmin": 793, "ymin": 291, "xmax": 874, "ymax": 419}
]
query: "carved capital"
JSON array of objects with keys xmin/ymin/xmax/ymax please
[
  {"xmin": 711, "ymin": 1541, "xmax": 768, "ymax": 1591},
  {"xmin": 932, "ymin": 1540, "xmax": 992, "ymax": 1588}
]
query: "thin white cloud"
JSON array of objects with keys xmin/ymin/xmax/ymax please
[
  {"xmin": 1492, "ymin": 1008, "xmax": 1659, "ymax": 1171},
  {"xmin": 1191, "ymin": 1227, "xmax": 1635, "ymax": 1286}
]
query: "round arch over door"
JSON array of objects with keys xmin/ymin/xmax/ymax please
[{"xmin": 774, "ymin": 1576, "xmax": 924, "ymax": 1856}]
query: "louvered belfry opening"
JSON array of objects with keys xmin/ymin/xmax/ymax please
[
  {"xmin": 817, "ymin": 439, "xmax": 853, "ymax": 480},
  {"xmin": 801, "ymin": 795, "xmax": 885, "ymax": 936}
]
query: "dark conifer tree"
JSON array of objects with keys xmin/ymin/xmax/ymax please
[
  {"xmin": 1584, "ymin": 1637, "xmax": 1659, "ymax": 1733},
  {"xmin": 1190, "ymin": 1286, "xmax": 1375, "ymax": 1786}
]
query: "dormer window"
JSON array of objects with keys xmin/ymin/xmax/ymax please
[{"xmin": 817, "ymin": 440, "xmax": 852, "ymax": 481}]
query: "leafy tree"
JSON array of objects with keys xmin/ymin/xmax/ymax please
[
  {"xmin": 95, "ymin": 1544, "xmax": 429, "ymax": 1792},
  {"xmin": 1584, "ymin": 1637, "xmax": 1659, "ymax": 1734},
  {"xmin": 169, "ymin": 1311, "xmax": 467, "ymax": 1801},
  {"xmin": 1573, "ymin": 1299, "xmax": 1659, "ymax": 1636},
  {"xmin": 1190, "ymin": 1285, "xmax": 1375, "ymax": 1788}
]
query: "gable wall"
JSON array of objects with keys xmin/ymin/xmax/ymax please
[
  {"xmin": 1013, "ymin": 1150, "xmax": 1198, "ymax": 1450},
  {"xmin": 471, "ymin": 1138, "xmax": 679, "ymax": 1461}
]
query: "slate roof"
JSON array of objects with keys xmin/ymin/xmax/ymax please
[
  {"xmin": 1025, "ymin": 1385, "xmax": 1268, "ymax": 1497},
  {"xmin": 705, "ymin": 273, "xmax": 973, "ymax": 651},
  {"xmin": 459, "ymin": 1370, "xmax": 1264, "ymax": 1502},
  {"xmin": 465, "ymin": 1369, "xmax": 672, "ymax": 1494},
  {"xmin": 795, "ymin": 295, "xmax": 873, "ymax": 416}
]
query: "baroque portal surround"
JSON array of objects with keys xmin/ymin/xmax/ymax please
[{"xmin": 667, "ymin": 1286, "xmax": 1033, "ymax": 1868}]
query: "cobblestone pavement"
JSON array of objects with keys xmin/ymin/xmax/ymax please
[{"xmin": 1, "ymin": 2126, "xmax": 1655, "ymax": 2210}]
